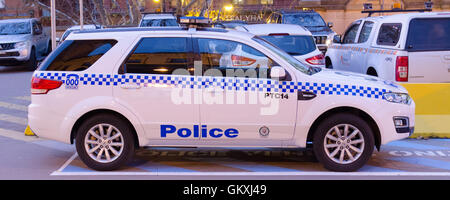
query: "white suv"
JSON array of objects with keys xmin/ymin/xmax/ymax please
[
  {"xmin": 326, "ymin": 12, "xmax": 450, "ymax": 83},
  {"xmin": 28, "ymin": 25, "xmax": 415, "ymax": 172}
]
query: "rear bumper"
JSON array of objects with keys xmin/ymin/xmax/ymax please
[{"xmin": 28, "ymin": 101, "xmax": 71, "ymax": 144}]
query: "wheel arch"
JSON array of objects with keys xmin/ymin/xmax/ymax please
[
  {"xmin": 306, "ymin": 106, "xmax": 381, "ymax": 151},
  {"xmin": 70, "ymin": 109, "xmax": 140, "ymax": 148},
  {"xmin": 367, "ymin": 67, "xmax": 378, "ymax": 77}
]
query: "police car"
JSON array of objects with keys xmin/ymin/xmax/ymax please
[
  {"xmin": 28, "ymin": 18, "xmax": 415, "ymax": 172},
  {"xmin": 325, "ymin": 11, "xmax": 450, "ymax": 83}
]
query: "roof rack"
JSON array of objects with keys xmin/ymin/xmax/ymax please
[
  {"xmin": 140, "ymin": 11, "xmax": 176, "ymax": 15},
  {"xmin": 362, "ymin": 8, "xmax": 432, "ymax": 17}
]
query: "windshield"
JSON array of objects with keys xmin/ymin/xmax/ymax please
[
  {"xmin": 253, "ymin": 36, "xmax": 317, "ymax": 75},
  {"xmin": 261, "ymin": 35, "xmax": 316, "ymax": 56},
  {"xmin": 140, "ymin": 19, "xmax": 179, "ymax": 27},
  {"xmin": 283, "ymin": 13, "xmax": 326, "ymax": 27},
  {"xmin": 0, "ymin": 22, "xmax": 31, "ymax": 35}
]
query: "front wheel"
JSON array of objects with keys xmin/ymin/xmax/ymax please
[
  {"xmin": 313, "ymin": 113, "xmax": 374, "ymax": 172},
  {"xmin": 26, "ymin": 48, "xmax": 37, "ymax": 71},
  {"xmin": 75, "ymin": 114, "xmax": 135, "ymax": 171}
]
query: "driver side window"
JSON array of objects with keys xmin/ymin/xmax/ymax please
[{"xmin": 342, "ymin": 21, "xmax": 361, "ymax": 44}]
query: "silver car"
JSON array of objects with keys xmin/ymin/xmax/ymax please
[{"xmin": 0, "ymin": 18, "xmax": 50, "ymax": 70}]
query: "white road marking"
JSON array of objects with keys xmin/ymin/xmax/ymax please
[
  {"xmin": 0, "ymin": 101, "xmax": 28, "ymax": 112},
  {"xmin": 51, "ymin": 171, "xmax": 450, "ymax": 177},
  {"xmin": 0, "ymin": 128, "xmax": 39, "ymax": 142},
  {"xmin": 51, "ymin": 154, "xmax": 450, "ymax": 177},
  {"xmin": 14, "ymin": 96, "xmax": 31, "ymax": 101},
  {"xmin": 0, "ymin": 113, "xmax": 27, "ymax": 125},
  {"xmin": 54, "ymin": 153, "xmax": 78, "ymax": 173}
]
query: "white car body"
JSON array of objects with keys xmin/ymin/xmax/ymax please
[
  {"xmin": 326, "ymin": 12, "xmax": 450, "ymax": 83},
  {"xmin": 0, "ymin": 18, "xmax": 50, "ymax": 64},
  {"xmin": 139, "ymin": 13, "xmax": 179, "ymax": 27},
  {"xmin": 28, "ymin": 27, "xmax": 415, "ymax": 171},
  {"xmin": 236, "ymin": 24, "xmax": 325, "ymax": 68}
]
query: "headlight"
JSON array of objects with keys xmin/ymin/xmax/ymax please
[
  {"xmin": 326, "ymin": 33, "xmax": 335, "ymax": 47},
  {"xmin": 15, "ymin": 41, "xmax": 30, "ymax": 49},
  {"xmin": 383, "ymin": 92, "xmax": 411, "ymax": 105}
]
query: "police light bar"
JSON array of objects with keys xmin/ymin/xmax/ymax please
[{"xmin": 179, "ymin": 17, "xmax": 211, "ymax": 25}]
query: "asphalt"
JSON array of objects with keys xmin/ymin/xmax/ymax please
[{"xmin": 0, "ymin": 65, "xmax": 450, "ymax": 180}]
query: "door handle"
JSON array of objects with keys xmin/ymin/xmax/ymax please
[
  {"xmin": 298, "ymin": 91, "xmax": 317, "ymax": 100},
  {"xmin": 120, "ymin": 83, "xmax": 141, "ymax": 90}
]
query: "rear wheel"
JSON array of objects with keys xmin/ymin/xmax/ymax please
[
  {"xmin": 75, "ymin": 114, "xmax": 135, "ymax": 171},
  {"xmin": 313, "ymin": 113, "xmax": 374, "ymax": 172}
]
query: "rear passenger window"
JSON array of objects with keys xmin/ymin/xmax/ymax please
[
  {"xmin": 124, "ymin": 37, "xmax": 192, "ymax": 74},
  {"xmin": 358, "ymin": 21, "xmax": 374, "ymax": 43},
  {"xmin": 377, "ymin": 23, "xmax": 402, "ymax": 46},
  {"xmin": 406, "ymin": 18, "xmax": 450, "ymax": 51},
  {"xmin": 40, "ymin": 40, "xmax": 117, "ymax": 71},
  {"xmin": 197, "ymin": 38, "xmax": 276, "ymax": 79}
]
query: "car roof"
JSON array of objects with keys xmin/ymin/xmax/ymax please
[
  {"xmin": 67, "ymin": 25, "xmax": 102, "ymax": 31},
  {"xmin": 142, "ymin": 14, "xmax": 176, "ymax": 20},
  {"xmin": 68, "ymin": 27, "xmax": 255, "ymax": 41},
  {"xmin": 277, "ymin": 10, "xmax": 318, "ymax": 14},
  {"xmin": 237, "ymin": 24, "xmax": 312, "ymax": 36},
  {"xmin": 359, "ymin": 11, "xmax": 450, "ymax": 22},
  {"xmin": 0, "ymin": 18, "xmax": 34, "ymax": 23}
]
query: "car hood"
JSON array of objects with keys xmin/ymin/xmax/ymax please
[
  {"xmin": 308, "ymin": 69, "xmax": 408, "ymax": 93},
  {"xmin": 0, "ymin": 34, "xmax": 31, "ymax": 44},
  {"xmin": 304, "ymin": 26, "xmax": 334, "ymax": 35}
]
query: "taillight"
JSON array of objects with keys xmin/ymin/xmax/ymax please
[
  {"xmin": 231, "ymin": 55, "xmax": 256, "ymax": 66},
  {"xmin": 31, "ymin": 77, "xmax": 62, "ymax": 94},
  {"xmin": 305, "ymin": 54, "xmax": 325, "ymax": 65},
  {"xmin": 396, "ymin": 56, "xmax": 408, "ymax": 82}
]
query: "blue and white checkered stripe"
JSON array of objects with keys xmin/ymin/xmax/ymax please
[{"xmin": 35, "ymin": 73, "xmax": 388, "ymax": 100}]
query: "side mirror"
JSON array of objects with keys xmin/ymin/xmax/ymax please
[
  {"xmin": 56, "ymin": 37, "xmax": 61, "ymax": 43},
  {"xmin": 270, "ymin": 66, "xmax": 286, "ymax": 80},
  {"xmin": 33, "ymin": 29, "xmax": 42, "ymax": 35},
  {"xmin": 333, "ymin": 35, "xmax": 342, "ymax": 44},
  {"xmin": 327, "ymin": 22, "xmax": 334, "ymax": 28}
]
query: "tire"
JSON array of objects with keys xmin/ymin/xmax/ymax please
[
  {"xmin": 26, "ymin": 47, "xmax": 37, "ymax": 71},
  {"xmin": 75, "ymin": 114, "xmax": 135, "ymax": 171},
  {"xmin": 325, "ymin": 57, "xmax": 333, "ymax": 69},
  {"xmin": 313, "ymin": 113, "xmax": 374, "ymax": 172}
]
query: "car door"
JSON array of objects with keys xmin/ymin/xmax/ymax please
[
  {"xmin": 31, "ymin": 20, "xmax": 45, "ymax": 55},
  {"xmin": 194, "ymin": 38, "xmax": 297, "ymax": 143},
  {"xmin": 335, "ymin": 21, "xmax": 361, "ymax": 72},
  {"xmin": 353, "ymin": 20, "xmax": 375, "ymax": 74},
  {"xmin": 113, "ymin": 36, "xmax": 200, "ymax": 140},
  {"xmin": 406, "ymin": 17, "xmax": 450, "ymax": 83}
]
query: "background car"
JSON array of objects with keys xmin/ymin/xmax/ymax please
[
  {"xmin": 59, "ymin": 24, "xmax": 103, "ymax": 44},
  {"xmin": 0, "ymin": 18, "xmax": 50, "ymax": 70},
  {"xmin": 139, "ymin": 13, "xmax": 179, "ymax": 27},
  {"xmin": 325, "ymin": 12, "xmax": 450, "ymax": 83},
  {"xmin": 212, "ymin": 20, "xmax": 248, "ymax": 29},
  {"xmin": 236, "ymin": 24, "xmax": 325, "ymax": 68},
  {"xmin": 267, "ymin": 10, "xmax": 335, "ymax": 54}
]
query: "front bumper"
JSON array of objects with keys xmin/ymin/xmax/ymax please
[{"xmin": 0, "ymin": 48, "xmax": 30, "ymax": 64}]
